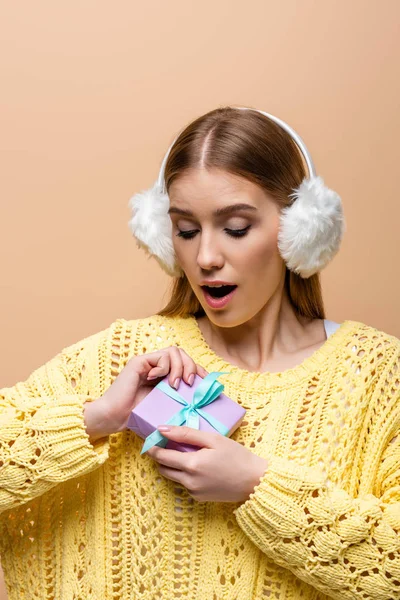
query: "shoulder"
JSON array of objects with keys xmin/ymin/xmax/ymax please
[
  {"xmin": 342, "ymin": 319, "xmax": 400, "ymax": 385},
  {"xmin": 59, "ymin": 314, "xmax": 193, "ymax": 359},
  {"xmin": 59, "ymin": 315, "xmax": 177, "ymax": 350},
  {"xmin": 113, "ymin": 314, "xmax": 192, "ymax": 348},
  {"xmin": 345, "ymin": 319, "xmax": 400, "ymax": 355}
]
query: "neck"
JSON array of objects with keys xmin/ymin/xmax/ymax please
[{"xmin": 196, "ymin": 278, "xmax": 325, "ymax": 373}]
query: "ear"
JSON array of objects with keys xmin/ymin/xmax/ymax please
[
  {"xmin": 278, "ymin": 175, "xmax": 345, "ymax": 278},
  {"xmin": 128, "ymin": 182, "xmax": 180, "ymax": 275}
]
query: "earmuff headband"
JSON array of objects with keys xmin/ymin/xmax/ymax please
[{"xmin": 129, "ymin": 106, "xmax": 345, "ymax": 278}]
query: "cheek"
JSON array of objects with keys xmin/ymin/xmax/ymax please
[
  {"xmin": 173, "ymin": 240, "xmax": 193, "ymax": 270},
  {"xmin": 239, "ymin": 221, "xmax": 281, "ymax": 269}
]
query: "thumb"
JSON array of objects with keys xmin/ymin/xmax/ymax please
[{"xmin": 157, "ymin": 425, "xmax": 219, "ymax": 449}]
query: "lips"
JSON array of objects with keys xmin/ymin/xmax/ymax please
[
  {"xmin": 201, "ymin": 284, "xmax": 237, "ymax": 298},
  {"xmin": 200, "ymin": 284, "xmax": 238, "ymax": 309}
]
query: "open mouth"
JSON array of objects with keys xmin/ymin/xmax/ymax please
[{"xmin": 201, "ymin": 285, "xmax": 237, "ymax": 298}]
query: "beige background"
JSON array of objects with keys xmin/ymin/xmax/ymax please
[
  {"xmin": 1, "ymin": 1, "xmax": 400, "ymax": 391},
  {"xmin": 0, "ymin": 0, "xmax": 399, "ymax": 595}
]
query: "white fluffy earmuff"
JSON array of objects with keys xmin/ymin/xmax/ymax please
[{"xmin": 128, "ymin": 108, "xmax": 345, "ymax": 278}]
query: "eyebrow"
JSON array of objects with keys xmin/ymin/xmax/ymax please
[{"xmin": 168, "ymin": 203, "xmax": 257, "ymax": 217}]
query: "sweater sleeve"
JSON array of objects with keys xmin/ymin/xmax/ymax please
[
  {"xmin": 0, "ymin": 327, "xmax": 112, "ymax": 515},
  {"xmin": 234, "ymin": 350, "xmax": 400, "ymax": 600}
]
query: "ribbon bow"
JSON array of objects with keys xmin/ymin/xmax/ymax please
[{"xmin": 141, "ymin": 371, "xmax": 229, "ymax": 454}]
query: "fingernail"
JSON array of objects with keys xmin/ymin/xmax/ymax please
[
  {"xmin": 173, "ymin": 378, "xmax": 181, "ymax": 390},
  {"xmin": 188, "ymin": 373, "xmax": 195, "ymax": 386},
  {"xmin": 158, "ymin": 425, "xmax": 171, "ymax": 432},
  {"xmin": 147, "ymin": 375, "xmax": 158, "ymax": 380}
]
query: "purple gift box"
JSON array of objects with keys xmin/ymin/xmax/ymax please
[{"xmin": 127, "ymin": 373, "xmax": 246, "ymax": 453}]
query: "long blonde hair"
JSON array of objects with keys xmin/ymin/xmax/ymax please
[{"xmin": 158, "ymin": 107, "xmax": 325, "ymax": 320}]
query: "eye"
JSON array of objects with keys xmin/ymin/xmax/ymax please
[
  {"xmin": 177, "ymin": 226, "xmax": 251, "ymax": 240},
  {"xmin": 176, "ymin": 229, "xmax": 198, "ymax": 239},
  {"xmin": 225, "ymin": 225, "xmax": 251, "ymax": 238}
]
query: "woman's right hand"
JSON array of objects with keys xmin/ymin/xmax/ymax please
[{"xmin": 83, "ymin": 347, "xmax": 208, "ymax": 443}]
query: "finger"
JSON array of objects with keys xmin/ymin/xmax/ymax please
[
  {"xmin": 196, "ymin": 364, "xmax": 208, "ymax": 379},
  {"xmin": 147, "ymin": 446, "xmax": 188, "ymax": 470},
  {"xmin": 146, "ymin": 352, "xmax": 171, "ymax": 380},
  {"xmin": 156, "ymin": 425, "xmax": 219, "ymax": 449},
  {"xmin": 167, "ymin": 346, "xmax": 186, "ymax": 389},
  {"xmin": 131, "ymin": 350, "xmax": 170, "ymax": 380},
  {"xmin": 176, "ymin": 348, "xmax": 199, "ymax": 386},
  {"xmin": 157, "ymin": 464, "xmax": 187, "ymax": 487}
]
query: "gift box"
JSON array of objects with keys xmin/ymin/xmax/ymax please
[{"xmin": 127, "ymin": 371, "xmax": 246, "ymax": 454}]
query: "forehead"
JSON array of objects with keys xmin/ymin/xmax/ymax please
[{"xmin": 168, "ymin": 168, "xmax": 268, "ymax": 210}]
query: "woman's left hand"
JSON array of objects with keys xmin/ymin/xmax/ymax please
[{"xmin": 146, "ymin": 425, "xmax": 268, "ymax": 503}]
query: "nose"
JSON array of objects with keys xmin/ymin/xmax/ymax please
[{"xmin": 196, "ymin": 230, "xmax": 224, "ymax": 271}]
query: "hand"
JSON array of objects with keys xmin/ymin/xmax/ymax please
[
  {"xmin": 147, "ymin": 425, "xmax": 268, "ymax": 503},
  {"xmin": 84, "ymin": 347, "xmax": 208, "ymax": 442}
]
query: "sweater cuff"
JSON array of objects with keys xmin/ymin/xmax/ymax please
[
  {"xmin": 234, "ymin": 455, "xmax": 328, "ymax": 539},
  {"xmin": 28, "ymin": 395, "xmax": 110, "ymax": 481}
]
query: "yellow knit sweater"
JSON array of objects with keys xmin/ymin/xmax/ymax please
[{"xmin": 1, "ymin": 315, "xmax": 400, "ymax": 600}]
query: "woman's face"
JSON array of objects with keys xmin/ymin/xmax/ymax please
[{"xmin": 168, "ymin": 168, "xmax": 286, "ymax": 328}]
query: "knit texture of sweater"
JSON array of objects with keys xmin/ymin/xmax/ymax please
[{"xmin": 1, "ymin": 315, "xmax": 400, "ymax": 600}]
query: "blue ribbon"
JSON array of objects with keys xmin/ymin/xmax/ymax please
[{"xmin": 140, "ymin": 371, "xmax": 229, "ymax": 454}]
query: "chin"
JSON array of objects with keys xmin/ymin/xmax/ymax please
[{"xmin": 201, "ymin": 306, "xmax": 252, "ymax": 329}]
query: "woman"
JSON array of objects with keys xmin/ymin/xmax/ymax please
[{"xmin": 1, "ymin": 107, "xmax": 399, "ymax": 600}]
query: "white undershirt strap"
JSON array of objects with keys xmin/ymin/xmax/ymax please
[{"xmin": 324, "ymin": 319, "xmax": 341, "ymax": 339}]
